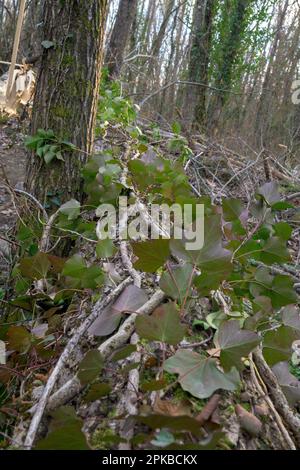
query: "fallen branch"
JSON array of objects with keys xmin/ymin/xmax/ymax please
[
  {"xmin": 38, "ymin": 289, "xmax": 166, "ymax": 416},
  {"xmin": 118, "ymin": 239, "xmax": 142, "ymax": 449},
  {"xmin": 23, "ymin": 277, "xmax": 132, "ymax": 449},
  {"xmin": 253, "ymin": 349, "xmax": 300, "ymax": 448}
]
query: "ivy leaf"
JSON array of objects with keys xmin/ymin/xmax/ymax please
[
  {"xmin": 44, "ymin": 149, "xmax": 57, "ymax": 164},
  {"xmin": 59, "ymin": 199, "xmax": 81, "ymax": 221},
  {"xmin": 88, "ymin": 285, "xmax": 148, "ymax": 336},
  {"xmin": 141, "ymin": 379, "xmax": 167, "ymax": 392},
  {"xmin": 172, "ymin": 122, "xmax": 181, "ymax": 134},
  {"xmin": 260, "ymin": 237, "xmax": 290, "ymax": 265},
  {"xmin": 77, "ymin": 350, "xmax": 104, "ymax": 385},
  {"xmin": 136, "ymin": 303, "xmax": 186, "ymax": 345},
  {"xmin": 272, "ymin": 361, "xmax": 300, "ymax": 407},
  {"xmin": 273, "ymin": 222, "xmax": 292, "ymax": 241},
  {"xmin": 132, "ymin": 239, "xmax": 170, "ymax": 272},
  {"xmin": 19, "ymin": 252, "xmax": 51, "ymax": 280},
  {"xmin": 80, "ymin": 265, "xmax": 104, "ymax": 289},
  {"xmin": 263, "ymin": 326, "xmax": 300, "ymax": 366},
  {"xmin": 62, "ymin": 254, "xmax": 86, "ymax": 278},
  {"xmin": 163, "ymin": 350, "xmax": 240, "ymax": 399},
  {"xmin": 159, "ymin": 264, "xmax": 194, "ymax": 302},
  {"xmin": 96, "ymin": 239, "xmax": 117, "ymax": 258},
  {"xmin": 25, "ymin": 134, "xmax": 44, "ymax": 149},
  {"xmin": 282, "ymin": 305, "xmax": 300, "ymax": 331},
  {"xmin": 41, "ymin": 40, "xmax": 55, "ymax": 49},
  {"xmin": 250, "ymin": 268, "xmax": 298, "ymax": 308},
  {"xmin": 111, "ymin": 345, "xmax": 137, "ymax": 362},
  {"xmin": 84, "ymin": 383, "xmax": 112, "ymax": 402},
  {"xmin": 215, "ymin": 321, "xmax": 260, "ymax": 371},
  {"xmin": 271, "ymin": 201, "xmax": 294, "ymax": 211},
  {"xmin": 62, "ymin": 255, "xmax": 104, "ymax": 289},
  {"xmin": 171, "ymin": 215, "xmax": 233, "ymax": 294},
  {"xmin": 36, "ymin": 406, "xmax": 89, "ymax": 450},
  {"xmin": 222, "ymin": 199, "xmax": 244, "ymax": 222},
  {"xmin": 257, "ymin": 182, "xmax": 281, "ymax": 206},
  {"xmin": 7, "ymin": 326, "xmax": 31, "ymax": 353}
]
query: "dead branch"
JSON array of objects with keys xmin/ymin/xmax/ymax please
[{"xmin": 23, "ymin": 277, "xmax": 132, "ymax": 449}]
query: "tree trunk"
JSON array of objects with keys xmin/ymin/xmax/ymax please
[
  {"xmin": 105, "ymin": 0, "xmax": 138, "ymax": 79},
  {"xmin": 208, "ymin": 0, "xmax": 250, "ymax": 132},
  {"xmin": 25, "ymin": 0, "xmax": 108, "ymax": 208},
  {"xmin": 254, "ymin": 0, "xmax": 289, "ymax": 149},
  {"xmin": 182, "ymin": 0, "xmax": 214, "ymax": 130}
]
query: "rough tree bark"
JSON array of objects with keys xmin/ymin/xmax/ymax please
[
  {"xmin": 182, "ymin": 0, "xmax": 214, "ymax": 130},
  {"xmin": 105, "ymin": 0, "xmax": 138, "ymax": 79},
  {"xmin": 254, "ymin": 0, "xmax": 289, "ymax": 149},
  {"xmin": 25, "ymin": 0, "xmax": 108, "ymax": 207},
  {"xmin": 208, "ymin": 0, "xmax": 250, "ymax": 132}
]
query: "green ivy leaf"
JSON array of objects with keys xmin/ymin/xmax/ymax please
[
  {"xmin": 7, "ymin": 326, "xmax": 31, "ymax": 353},
  {"xmin": 263, "ymin": 326, "xmax": 300, "ymax": 366},
  {"xmin": 159, "ymin": 264, "xmax": 194, "ymax": 302},
  {"xmin": 141, "ymin": 379, "xmax": 167, "ymax": 392},
  {"xmin": 62, "ymin": 254, "xmax": 86, "ymax": 278},
  {"xmin": 136, "ymin": 303, "xmax": 186, "ymax": 345},
  {"xmin": 84, "ymin": 383, "xmax": 112, "ymax": 402},
  {"xmin": 215, "ymin": 320, "xmax": 260, "ymax": 371},
  {"xmin": 257, "ymin": 182, "xmax": 281, "ymax": 206},
  {"xmin": 96, "ymin": 239, "xmax": 117, "ymax": 258},
  {"xmin": 222, "ymin": 199, "xmax": 244, "ymax": 222},
  {"xmin": 171, "ymin": 216, "xmax": 232, "ymax": 292},
  {"xmin": 77, "ymin": 350, "xmax": 104, "ymax": 385},
  {"xmin": 132, "ymin": 239, "xmax": 170, "ymax": 272},
  {"xmin": 250, "ymin": 268, "xmax": 298, "ymax": 308},
  {"xmin": 111, "ymin": 345, "xmax": 137, "ymax": 362},
  {"xmin": 260, "ymin": 237, "xmax": 290, "ymax": 265},
  {"xmin": 62, "ymin": 255, "xmax": 104, "ymax": 289},
  {"xmin": 59, "ymin": 199, "xmax": 81, "ymax": 221},
  {"xmin": 271, "ymin": 201, "xmax": 294, "ymax": 211},
  {"xmin": 41, "ymin": 40, "xmax": 55, "ymax": 49},
  {"xmin": 19, "ymin": 252, "xmax": 51, "ymax": 280},
  {"xmin": 36, "ymin": 406, "xmax": 89, "ymax": 450},
  {"xmin": 272, "ymin": 361, "xmax": 300, "ymax": 407},
  {"xmin": 163, "ymin": 350, "xmax": 240, "ymax": 399},
  {"xmin": 273, "ymin": 222, "xmax": 292, "ymax": 241},
  {"xmin": 282, "ymin": 305, "xmax": 300, "ymax": 331}
]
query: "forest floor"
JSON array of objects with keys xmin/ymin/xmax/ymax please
[{"xmin": 1, "ymin": 115, "xmax": 300, "ymax": 451}]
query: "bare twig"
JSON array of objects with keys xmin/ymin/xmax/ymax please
[
  {"xmin": 23, "ymin": 277, "xmax": 132, "ymax": 449},
  {"xmin": 253, "ymin": 349, "xmax": 300, "ymax": 447}
]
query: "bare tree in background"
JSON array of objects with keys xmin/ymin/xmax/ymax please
[{"xmin": 105, "ymin": 0, "xmax": 138, "ymax": 78}]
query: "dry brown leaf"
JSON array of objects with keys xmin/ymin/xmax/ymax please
[
  {"xmin": 153, "ymin": 398, "xmax": 191, "ymax": 417},
  {"xmin": 235, "ymin": 404, "xmax": 262, "ymax": 437}
]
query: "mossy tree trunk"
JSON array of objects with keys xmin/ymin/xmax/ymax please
[
  {"xmin": 25, "ymin": 0, "xmax": 108, "ymax": 208},
  {"xmin": 182, "ymin": 0, "xmax": 214, "ymax": 131},
  {"xmin": 208, "ymin": 0, "xmax": 250, "ymax": 132}
]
